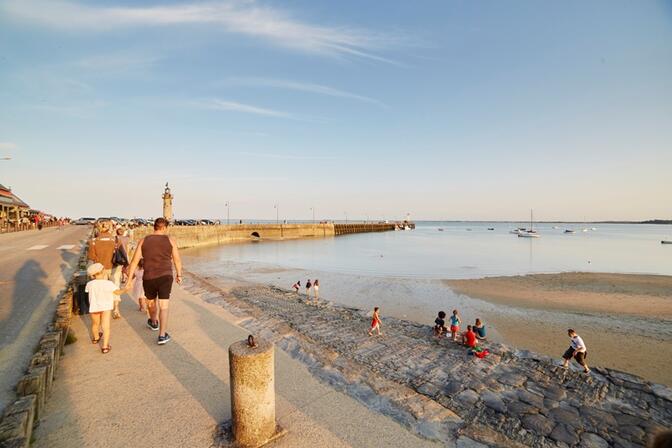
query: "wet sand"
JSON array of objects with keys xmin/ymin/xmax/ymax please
[{"xmin": 445, "ymin": 272, "xmax": 672, "ymax": 385}]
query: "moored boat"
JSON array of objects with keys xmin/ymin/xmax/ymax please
[{"xmin": 662, "ymin": 240, "xmax": 672, "ymax": 244}]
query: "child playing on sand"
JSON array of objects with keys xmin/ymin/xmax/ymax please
[
  {"xmin": 561, "ymin": 329, "xmax": 591, "ymax": 374},
  {"xmin": 434, "ymin": 311, "xmax": 447, "ymax": 337},
  {"xmin": 292, "ymin": 280, "xmax": 301, "ymax": 293},
  {"xmin": 473, "ymin": 318, "xmax": 487, "ymax": 340},
  {"xmin": 449, "ymin": 309, "xmax": 461, "ymax": 341},
  {"xmin": 368, "ymin": 307, "xmax": 382, "ymax": 336},
  {"xmin": 462, "ymin": 325, "xmax": 477, "ymax": 348},
  {"xmin": 85, "ymin": 263, "xmax": 129, "ymax": 354},
  {"xmin": 132, "ymin": 259, "xmax": 147, "ymax": 312}
]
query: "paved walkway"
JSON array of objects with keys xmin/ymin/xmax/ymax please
[
  {"xmin": 0, "ymin": 225, "xmax": 90, "ymax": 412},
  {"xmin": 180, "ymin": 274, "xmax": 672, "ymax": 448},
  {"xmin": 34, "ymin": 281, "xmax": 439, "ymax": 448}
]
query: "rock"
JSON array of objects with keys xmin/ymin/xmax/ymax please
[
  {"xmin": 613, "ymin": 412, "xmax": 642, "ymax": 426},
  {"xmin": 548, "ymin": 406, "xmax": 580, "ymax": 428},
  {"xmin": 550, "ymin": 423, "xmax": 580, "ymax": 445},
  {"xmin": 522, "ymin": 414, "xmax": 555, "ymax": 436},
  {"xmin": 579, "ymin": 406, "xmax": 617, "ymax": 430},
  {"xmin": 507, "ymin": 401, "xmax": 539, "ymax": 416},
  {"xmin": 456, "ymin": 436, "xmax": 490, "ymax": 448},
  {"xmin": 497, "ymin": 373, "xmax": 527, "ymax": 387},
  {"xmin": 580, "ymin": 432, "xmax": 609, "ymax": 448},
  {"xmin": 444, "ymin": 381, "xmax": 463, "ymax": 395},
  {"xmin": 456, "ymin": 389, "xmax": 479, "ymax": 405},
  {"xmin": 620, "ymin": 425, "xmax": 646, "ymax": 444},
  {"xmin": 517, "ymin": 390, "xmax": 544, "ymax": 408},
  {"xmin": 543, "ymin": 385, "xmax": 567, "ymax": 401},
  {"xmin": 481, "ymin": 391, "xmax": 507, "ymax": 413},
  {"xmin": 467, "ymin": 381, "xmax": 486, "ymax": 392},
  {"xmin": 651, "ymin": 383, "xmax": 672, "ymax": 402}
]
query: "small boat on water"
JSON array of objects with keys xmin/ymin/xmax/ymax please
[
  {"xmin": 552, "ymin": 226, "xmax": 560, "ymax": 229},
  {"xmin": 518, "ymin": 231, "xmax": 540, "ymax": 238},
  {"xmin": 564, "ymin": 229, "xmax": 575, "ymax": 234},
  {"xmin": 466, "ymin": 228, "xmax": 472, "ymax": 231},
  {"xmin": 591, "ymin": 227, "xmax": 597, "ymax": 231},
  {"xmin": 510, "ymin": 228, "xmax": 527, "ymax": 235},
  {"xmin": 662, "ymin": 240, "xmax": 672, "ymax": 244},
  {"xmin": 487, "ymin": 227, "xmax": 495, "ymax": 231},
  {"xmin": 438, "ymin": 228, "xmax": 444, "ymax": 232}
]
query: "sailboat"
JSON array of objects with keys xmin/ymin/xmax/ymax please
[{"xmin": 518, "ymin": 209, "xmax": 540, "ymax": 238}]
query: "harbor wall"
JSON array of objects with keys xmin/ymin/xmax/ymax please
[{"xmin": 134, "ymin": 223, "xmax": 403, "ymax": 249}]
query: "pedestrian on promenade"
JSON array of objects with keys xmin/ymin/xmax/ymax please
[
  {"xmin": 87, "ymin": 220, "xmax": 116, "ymax": 280},
  {"xmin": 313, "ymin": 279, "xmax": 320, "ymax": 304},
  {"xmin": 292, "ymin": 280, "xmax": 301, "ymax": 293},
  {"xmin": 368, "ymin": 307, "xmax": 382, "ymax": 336},
  {"xmin": 86, "ymin": 263, "xmax": 129, "ymax": 354},
  {"xmin": 449, "ymin": 309, "xmax": 461, "ymax": 342},
  {"xmin": 110, "ymin": 227, "xmax": 130, "ymax": 319},
  {"xmin": 561, "ymin": 329, "xmax": 591, "ymax": 374},
  {"xmin": 473, "ymin": 318, "xmax": 487, "ymax": 340},
  {"xmin": 126, "ymin": 218, "xmax": 182, "ymax": 345},
  {"xmin": 305, "ymin": 279, "xmax": 312, "ymax": 302},
  {"xmin": 132, "ymin": 259, "xmax": 147, "ymax": 312},
  {"xmin": 433, "ymin": 311, "xmax": 447, "ymax": 338}
]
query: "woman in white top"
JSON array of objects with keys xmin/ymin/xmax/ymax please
[
  {"xmin": 85, "ymin": 263, "xmax": 128, "ymax": 354},
  {"xmin": 313, "ymin": 279, "xmax": 320, "ymax": 304}
]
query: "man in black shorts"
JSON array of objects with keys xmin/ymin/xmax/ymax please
[{"xmin": 127, "ymin": 218, "xmax": 182, "ymax": 345}]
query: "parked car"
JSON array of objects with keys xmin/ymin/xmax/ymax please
[{"xmin": 74, "ymin": 217, "xmax": 96, "ymax": 225}]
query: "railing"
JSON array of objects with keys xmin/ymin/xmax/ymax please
[{"xmin": 0, "ymin": 221, "xmax": 61, "ymax": 234}]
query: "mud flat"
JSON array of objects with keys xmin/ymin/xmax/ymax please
[
  {"xmin": 445, "ymin": 272, "xmax": 672, "ymax": 386},
  {"xmin": 181, "ymin": 272, "xmax": 672, "ymax": 448}
]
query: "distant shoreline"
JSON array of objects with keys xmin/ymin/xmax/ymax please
[{"xmin": 413, "ymin": 219, "xmax": 672, "ymax": 225}]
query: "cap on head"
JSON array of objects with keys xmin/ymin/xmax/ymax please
[
  {"xmin": 87, "ymin": 262, "xmax": 104, "ymax": 277},
  {"xmin": 154, "ymin": 217, "xmax": 168, "ymax": 230}
]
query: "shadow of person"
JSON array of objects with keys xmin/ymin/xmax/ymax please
[{"xmin": 0, "ymin": 260, "xmax": 49, "ymax": 350}]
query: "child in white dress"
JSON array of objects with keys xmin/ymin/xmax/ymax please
[{"xmin": 86, "ymin": 263, "xmax": 128, "ymax": 354}]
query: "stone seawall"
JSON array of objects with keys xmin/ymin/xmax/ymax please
[
  {"xmin": 181, "ymin": 273, "xmax": 672, "ymax": 448},
  {"xmin": 134, "ymin": 222, "xmax": 402, "ymax": 249}
]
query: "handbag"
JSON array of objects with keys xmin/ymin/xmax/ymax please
[{"xmin": 112, "ymin": 238, "xmax": 129, "ymax": 267}]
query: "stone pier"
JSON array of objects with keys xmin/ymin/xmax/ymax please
[{"xmin": 181, "ymin": 274, "xmax": 672, "ymax": 448}]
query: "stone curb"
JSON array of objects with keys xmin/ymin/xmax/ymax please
[{"xmin": 0, "ymin": 245, "xmax": 88, "ymax": 448}]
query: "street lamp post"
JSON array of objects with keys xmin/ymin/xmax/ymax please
[
  {"xmin": 274, "ymin": 204, "xmax": 279, "ymax": 224},
  {"xmin": 310, "ymin": 207, "xmax": 315, "ymax": 225},
  {"xmin": 225, "ymin": 201, "xmax": 230, "ymax": 225},
  {"xmin": 344, "ymin": 212, "xmax": 348, "ymax": 225}
]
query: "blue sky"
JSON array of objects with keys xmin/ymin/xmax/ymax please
[{"xmin": 1, "ymin": 0, "xmax": 670, "ymax": 221}]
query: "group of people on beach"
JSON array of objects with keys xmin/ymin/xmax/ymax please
[
  {"xmin": 292, "ymin": 278, "xmax": 319, "ymax": 303},
  {"xmin": 85, "ymin": 218, "xmax": 182, "ymax": 354}
]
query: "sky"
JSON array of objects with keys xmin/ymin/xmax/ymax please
[{"xmin": 0, "ymin": 0, "xmax": 671, "ymax": 222}]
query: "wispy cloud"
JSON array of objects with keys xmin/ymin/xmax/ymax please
[
  {"xmin": 0, "ymin": 142, "xmax": 18, "ymax": 151},
  {"xmin": 237, "ymin": 151, "xmax": 336, "ymax": 160},
  {"xmin": 3, "ymin": 0, "xmax": 397, "ymax": 62},
  {"xmin": 194, "ymin": 98, "xmax": 324, "ymax": 122},
  {"xmin": 221, "ymin": 77, "xmax": 385, "ymax": 107}
]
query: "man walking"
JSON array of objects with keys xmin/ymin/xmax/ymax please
[
  {"xmin": 126, "ymin": 218, "xmax": 182, "ymax": 345},
  {"xmin": 88, "ymin": 220, "xmax": 116, "ymax": 280},
  {"xmin": 561, "ymin": 329, "xmax": 590, "ymax": 374}
]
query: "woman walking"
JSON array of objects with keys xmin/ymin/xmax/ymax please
[
  {"xmin": 313, "ymin": 279, "xmax": 320, "ymax": 304},
  {"xmin": 368, "ymin": 307, "xmax": 382, "ymax": 336}
]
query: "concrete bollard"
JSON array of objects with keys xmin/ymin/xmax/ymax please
[{"xmin": 228, "ymin": 336, "xmax": 276, "ymax": 448}]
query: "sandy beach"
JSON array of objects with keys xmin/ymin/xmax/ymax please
[{"xmin": 445, "ymin": 272, "xmax": 672, "ymax": 385}]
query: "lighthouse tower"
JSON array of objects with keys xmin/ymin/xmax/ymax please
[{"xmin": 162, "ymin": 183, "xmax": 173, "ymax": 222}]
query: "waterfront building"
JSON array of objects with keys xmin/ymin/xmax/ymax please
[{"xmin": 0, "ymin": 183, "xmax": 30, "ymax": 231}]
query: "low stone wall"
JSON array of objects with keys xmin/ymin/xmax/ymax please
[{"xmin": 0, "ymin": 250, "xmax": 87, "ymax": 448}]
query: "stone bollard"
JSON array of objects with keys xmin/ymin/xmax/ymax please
[{"xmin": 228, "ymin": 336, "xmax": 276, "ymax": 448}]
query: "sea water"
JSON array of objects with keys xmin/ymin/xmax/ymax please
[{"xmin": 182, "ymin": 222, "xmax": 671, "ymax": 331}]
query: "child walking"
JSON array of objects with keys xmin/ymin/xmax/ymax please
[
  {"xmin": 368, "ymin": 307, "xmax": 382, "ymax": 336},
  {"xmin": 132, "ymin": 259, "xmax": 147, "ymax": 312},
  {"xmin": 85, "ymin": 263, "xmax": 128, "ymax": 354},
  {"xmin": 449, "ymin": 309, "xmax": 461, "ymax": 341}
]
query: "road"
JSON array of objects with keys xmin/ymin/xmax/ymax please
[{"xmin": 0, "ymin": 225, "xmax": 91, "ymax": 412}]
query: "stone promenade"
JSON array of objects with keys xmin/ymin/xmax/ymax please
[{"xmin": 182, "ymin": 273, "xmax": 672, "ymax": 448}]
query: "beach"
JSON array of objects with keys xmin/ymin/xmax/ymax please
[{"xmin": 445, "ymin": 272, "xmax": 672, "ymax": 385}]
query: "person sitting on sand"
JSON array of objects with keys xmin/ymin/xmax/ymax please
[
  {"xmin": 561, "ymin": 329, "xmax": 591, "ymax": 374},
  {"xmin": 434, "ymin": 311, "xmax": 447, "ymax": 337},
  {"xmin": 292, "ymin": 280, "xmax": 301, "ymax": 293},
  {"xmin": 449, "ymin": 309, "xmax": 461, "ymax": 341},
  {"xmin": 473, "ymin": 318, "xmax": 487, "ymax": 340},
  {"xmin": 368, "ymin": 307, "xmax": 382, "ymax": 336},
  {"xmin": 86, "ymin": 263, "xmax": 129, "ymax": 354},
  {"xmin": 461, "ymin": 325, "xmax": 477, "ymax": 348}
]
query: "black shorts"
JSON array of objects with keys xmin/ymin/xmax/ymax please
[
  {"xmin": 143, "ymin": 275, "xmax": 173, "ymax": 300},
  {"xmin": 563, "ymin": 347, "xmax": 587, "ymax": 365}
]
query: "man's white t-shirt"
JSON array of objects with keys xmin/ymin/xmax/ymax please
[
  {"xmin": 571, "ymin": 335, "xmax": 587, "ymax": 352},
  {"xmin": 85, "ymin": 279, "xmax": 117, "ymax": 312}
]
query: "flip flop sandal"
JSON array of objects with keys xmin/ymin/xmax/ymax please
[
  {"xmin": 92, "ymin": 337, "xmax": 100, "ymax": 344},
  {"xmin": 112, "ymin": 312, "xmax": 121, "ymax": 320},
  {"xmin": 101, "ymin": 345, "xmax": 111, "ymax": 354}
]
